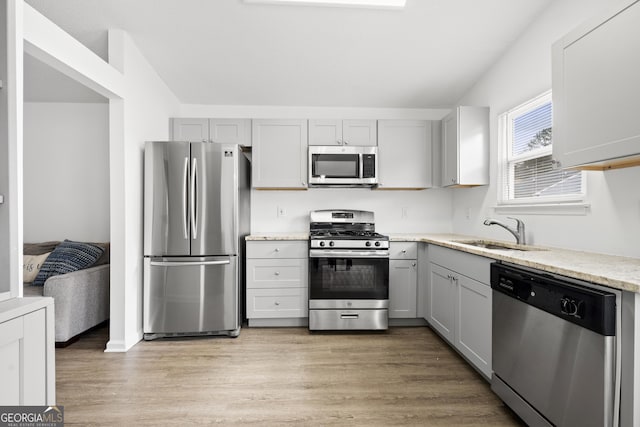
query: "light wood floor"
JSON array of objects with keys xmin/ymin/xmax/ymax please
[{"xmin": 56, "ymin": 325, "xmax": 524, "ymax": 426}]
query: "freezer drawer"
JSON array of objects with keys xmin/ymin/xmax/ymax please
[{"xmin": 143, "ymin": 256, "xmax": 239, "ymax": 338}]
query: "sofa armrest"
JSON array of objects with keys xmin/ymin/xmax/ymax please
[{"xmin": 43, "ymin": 264, "xmax": 110, "ymax": 342}]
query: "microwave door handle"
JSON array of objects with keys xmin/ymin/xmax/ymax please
[{"xmin": 359, "ymin": 153, "xmax": 363, "ymax": 179}]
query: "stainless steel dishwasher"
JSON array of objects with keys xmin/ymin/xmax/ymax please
[{"xmin": 490, "ymin": 262, "xmax": 620, "ymax": 427}]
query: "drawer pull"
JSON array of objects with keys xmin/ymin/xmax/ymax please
[
  {"xmin": 402, "ymin": 249, "xmax": 407, "ymax": 254},
  {"xmin": 340, "ymin": 313, "xmax": 359, "ymax": 320},
  {"xmin": 274, "ymin": 301, "xmax": 280, "ymax": 306},
  {"xmin": 274, "ymin": 271, "xmax": 280, "ymax": 276},
  {"xmin": 274, "ymin": 248, "xmax": 280, "ymax": 252}
]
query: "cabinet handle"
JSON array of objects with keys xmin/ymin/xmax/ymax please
[
  {"xmin": 274, "ymin": 301, "xmax": 280, "ymax": 306},
  {"xmin": 337, "ymin": 139, "xmax": 342, "ymax": 145},
  {"xmin": 301, "ymin": 181, "xmax": 306, "ymax": 186},
  {"xmin": 451, "ymin": 178, "xmax": 456, "ymax": 183},
  {"xmin": 412, "ymin": 263, "xmax": 416, "ymax": 267},
  {"xmin": 274, "ymin": 248, "xmax": 280, "ymax": 252},
  {"xmin": 402, "ymin": 249, "xmax": 407, "ymax": 254},
  {"xmin": 274, "ymin": 271, "xmax": 280, "ymax": 276},
  {"xmin": 343, "ymin": 140, "xmax": 349, "ymax": 145}
]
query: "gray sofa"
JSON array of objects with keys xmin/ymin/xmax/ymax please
[{"xmin": 23, "ymin": 241, "xmax": 110, "ymax": 344}]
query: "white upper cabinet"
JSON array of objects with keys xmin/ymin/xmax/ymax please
[
  {"xmin": 308, "ymin": 119, "xmax": 342, "ymax": 145},
  {"xmin": 377, "ymin": 120, "xmax": 432, "ymax": 189},
  {"xmin": 252, "ymin": 119, "xmax": 308, "ymax": 189},
  {"xmin": 308, "ymin": 119, "xmax": 377, "ymax": 146},
  {"xmin": 441, "ymin": 106, "xmax": 489, "ymax": 187},
  {"xmin": 171, "ymin": 118, "xmax": 251, "ymax": 146},
  {"xmin": 552, "ymin": 0, "xmax": 640, "ymax": 169},
  {"xmin": 209, "ymin": 119, "xmax": 252, "ymax": 146},
  {"xmin": 171, "ymin": 118, "xmax": 209, "ymax": 142}
]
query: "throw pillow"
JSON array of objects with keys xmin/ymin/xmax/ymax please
[
  {"xmin": 33, "ymin": 240, "xmax": 105, "ymax": 286},
  {"xmin": 23, "ymin": 252, "xmax": 51, "ymax": 283}
]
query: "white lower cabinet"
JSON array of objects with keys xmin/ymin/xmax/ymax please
[
  {"xmin": 455, "ymin": 273, "xmax": 492, "ymax": 377},
  {"xmin": 428, "ymin": 263, "xmax": 456, "ymax": 342},
  {"xmin": 427, "ymin": 245, "xmax": 493, "ymax": 379},
  {"xmin": 389, "ymin": 260, "xmax": 417, "ymax": 318},
  {"xmin": 0, "ymin": 298, "xmax": 55, "ymax": 405},
  {"xmin": 389, "ymin": 242, "xmax": 418, "ymax": 319},
  {"xmin": 245, "ymin": 241, "xmax": 308, "ymax": 325}
]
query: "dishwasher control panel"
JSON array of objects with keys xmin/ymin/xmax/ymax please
[
  {"xmin": 491, "ymin": 262, "xmax": 616, "ymax": 336},
  {"xmin": 560, "ymin": 296, "xmax": 585, "ymax": 318}
]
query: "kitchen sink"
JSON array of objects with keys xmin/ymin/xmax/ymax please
[{"xmin": 453, "ymin": 239, "xmax": 544, "ymax": 251}]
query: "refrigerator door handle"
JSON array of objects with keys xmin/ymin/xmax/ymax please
[
  {"xmin": 190, "ymin": 157, "xmax": 198, "ymax": 239},
  {"xmin": 182, "ymin": 156, "xmax": 189, "ymax": 240},
  {"xmin": 150, "ymin": 259, "xmax": 231, "ymax": 267}
]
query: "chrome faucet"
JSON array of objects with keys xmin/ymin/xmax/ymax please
[{"xmin": 483, "ymin": 217, "xmax": 526, "ymax": 245}]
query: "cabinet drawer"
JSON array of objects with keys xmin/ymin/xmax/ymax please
[
  {"xmin": 246, "ymin": 258, "xmax": 308, "ymax": 289},
  {"xmin": 389, "ymin": 242, "xmax": 418, "ymax": 259},
  {"xmin": 429, "ymin": 245, "xmax": 492, "ymax": 285},
  {"xmin": 246, "ymin": 288, "xmax": 308, "ymax": 319},
  {"xmin": 246, "ymin": 241, "xmax": 308, "ymax": 259}
]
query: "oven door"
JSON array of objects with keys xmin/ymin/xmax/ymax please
[{"xmin": 309, "ymin": 252, "xmax": 389, "ymax": 301}]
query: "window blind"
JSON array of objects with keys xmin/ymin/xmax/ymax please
[{"xmin": 501, "ymin": 93, "xmax": 583, "ymax": 203}]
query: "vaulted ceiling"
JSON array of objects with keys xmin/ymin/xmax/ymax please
[{"xmin": 24, "ymin": 0, "xmax": 553, "ymax": 107}]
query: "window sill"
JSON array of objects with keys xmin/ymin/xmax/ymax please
[{"xmin": 493, "ymin": 202, "xmax": 590, "ymax": 216}]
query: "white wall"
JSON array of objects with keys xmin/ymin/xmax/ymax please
[
  {"xmin": 252, "ymin": 188, "xmax": 453, "ymax": 234},
  {"xmin": 106, "ymin": 30, "xmax": 180, "ymax": 352},
  {"xmin": 452, "ymin": 0, "xmax": 640, "ymax": 258},
  {"xmin": 23, "ymin": 102, "xmax": 109, "ymax": 243}
]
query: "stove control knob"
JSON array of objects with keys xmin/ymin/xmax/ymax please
[
  {"xmin": 329, "ymin": 241, "xmax": 335, "ymax": 247},
  {"xmin": 366, "ymin": 241, "xmax": 371, "ymax": 247},
  {"xmin": 375, "ymin": 241, "xmax": 381, "ymax": 247},
  {"xmin": 319, "ymin": 241, "xmax": 325, "ymax": 247}
]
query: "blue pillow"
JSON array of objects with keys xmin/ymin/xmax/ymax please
[{"xmin": 33, "ymin": 240, "xmax": 104, "ymax": 286}]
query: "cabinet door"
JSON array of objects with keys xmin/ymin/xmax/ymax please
[
  {"xmin": 0, "ymin": 309, "xmax": 48, "ymax": 405},
  {"xmin": 428, "ymin": 263, "xmax": 456, "ymax": 343},
  {"xmin": 553, "ymin": 0, "xmax": 640, "ymax": 168},
  {"xmin": 455, "ymin": 274, "xmax": 492, "ymax": 378},
  {"xmin": 0, "ymin": 316, "xmax": 22, "ymax": 404},
  {"xmin": 342, "ymin": 120, "xmax": 377, "ymax": 146},
  {"xmin": 442, "ymin": 112, "xmax": 459, "ymax": 186},
  {"xmin": 378, "ymin": 120, "xmax": 432, "ymax": 189},
  {"xmin": 246, "ymin": 241, "xmax": 308, "ymax": 259},
  {"xmin": 246, "ymin": 258, "xmax": 308, "ymax": 289},
  {"xmin": 209, "ymin": 119, "xmax": 251, "ymax": 146},
  {"xmin": 171, "ymin": 118, "xmax": 209, "ymax": 142},
  {"xmin": 442, "ymin": 107, "xmax": 489, "ymax": 186},
  {"xmin": 308, "ymin": 119, "xmax": 342, "ymax": 145},
  {"xmin": 246, "ymin": 287, "xmax": 308, "ymax": 319},
  {"xmin": 252, "ymin": 119, "xmax": 308, "ymax": 189},
  {"xmin": 389, "ymin": 259, "xmax": 417, "ymax": 319}
]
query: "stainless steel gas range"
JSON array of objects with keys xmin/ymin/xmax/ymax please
[{"xmin": 308, "ymin": 209, "xmax": 389, "ymax": 331}]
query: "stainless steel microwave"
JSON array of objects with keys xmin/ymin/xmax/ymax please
[{"xmin": 308, "ymin": 146, "xmax": 378, "ymax": 187}]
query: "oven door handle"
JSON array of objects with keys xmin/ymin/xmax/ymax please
[{"xmin": 309, "ymin": 249, "xmax": 390, "ymax": 258}]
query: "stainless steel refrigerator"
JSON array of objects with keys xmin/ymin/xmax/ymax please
[{"xmin": 143, "ymin": 141, "xmax": 250, "ymax": 340}]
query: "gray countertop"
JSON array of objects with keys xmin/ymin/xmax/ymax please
[{"xmin": 246, "ymin": 232, "xmax": 640, "ymax": 293}]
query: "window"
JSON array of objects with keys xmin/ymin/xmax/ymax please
[{"xmin": 499, "ymin": 92, "xmax": 584, "ymax": 204}]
